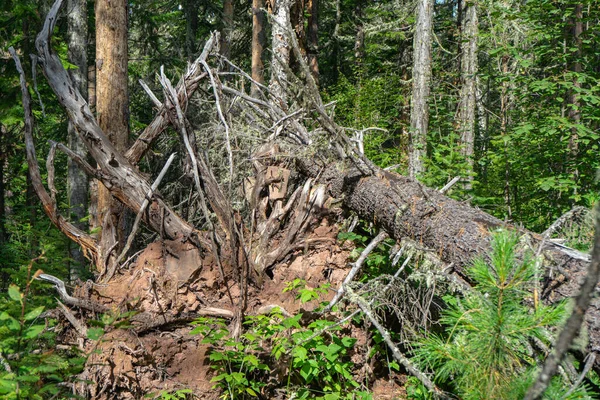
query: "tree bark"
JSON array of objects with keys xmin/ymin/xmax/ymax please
[
  {"xmin": 567, "ymin": 3, "xmax": 583, "ymax": 193},
  {"xmin": 220, "ymin": 0, "xmax": 233, "ymax": 59},
  {"xmin": 95, "ymin": 0, "xmax": 129, "ymax": 270},
  {"xmin": 306, "ymin": 0, "xmax": 319, "ymax": 84},
  {"xmin": 269, "ymin": 0, "xmax": 292, "ymax": 108},
  {"xmin": 457, "ymin": 0, "xmax": 478, "ymax": 190},
  {"xmin": 408, "ymin": 0, "xmax": 433, "ymax": 179},
  {"xmin": 67, "ymin": 0, "xmax": 89, "ymax": 280},
  {"xmin": 251, "ymin": 0, "xmax": 266, "ymax": 97},
  {"xmin": 299, "ymin": 159, "xmax": 600, "ymax": 366},
  {"xmin": 184, "ymin": 0, "xmax": 199, "ymax": 60}
]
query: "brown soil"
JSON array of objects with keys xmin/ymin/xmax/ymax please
[{"xmin": 66, "ymin": 217, "xmax": 398, "ymax": 399}]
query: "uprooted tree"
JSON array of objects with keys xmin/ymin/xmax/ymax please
[{"xmin": 9, "ymin": 0, "xmax": 600, "ymax": 397}]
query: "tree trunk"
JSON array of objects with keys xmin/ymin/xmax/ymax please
[
  {"xmin": 251, "ymin": 0, "xmax": 266, "ymax": 97},
  {"xmin": 184, "ymin": 0, "xmax": 199, "ymax": 60},
  {"xmin": 67, "ymin": 0, "xmax": 89, "ymax": 281},
  {"xmin": 306, "ymin": 0, "xmax": 319, "ymax": 84},
  {"xmin": 269, "ymin": 0, "xmax": 292, "ymax": 108},
  {"xmin": 300, "ymin": 159, "xmax": 599, "ymax": 364},
  {"xmin": 567, "ymin": 3, "xmax": 583, "ymax": 194},
  {"xmin": 331, "ymin": 0, "xmax": 341, "ymax": 84},
  {"xmin": 95, "ymin": 0, "xmax": 129, "ymax": 270},
  {"xmin": 408, "ymin": 0, "xmax": 433, "ymax": 180},
  {"xmin": 457, "ymin": 0, "xmax": 478, "ymax": 190},
  {"xmin": 220, "ymin": 0, "xmax": 233, "ymax": 59}
]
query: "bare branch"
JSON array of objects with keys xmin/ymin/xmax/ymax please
[{"xmin": 9, "ymin": 46, "xmax": 98, "ymax": 263}]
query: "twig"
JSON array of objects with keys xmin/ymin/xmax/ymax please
[
  {"xmin": 138, "ymin": 79, "xmax": 163, "ymax": 108},
  {"xmin": 29, "ymin": 54, "xmax": 46, "ymax": 117},
  {"xmin": 350, "ymin": 286, "xmax": 448, "ymax": 398},
  {"xmin": 112, "ymin": 153, "xmax": 177, "ymax": 271},
  {"xmin": 564, "ymin": 352, "xmax": 596, "ymax": 397},
  {"xmin": 57, "ymin": 300, "xmax": 87, "ymax": 337},
  {"xmin": 439, "ymin": 176, "xmax": 461, "ymax": 194},
  {"xmin": 324, "ymin": 231, "xmax": 389, "ymax": 312},
  {"xmin": 36, "ymin": 274, "xmax": 109, "ymax": 312},
  {"xmin": 201, "ymin": 60, "xmax": 234, "ymax": 193},
  {"xmin": 525, "ymin": 203, "xmax": 600, "ymax": 399}
]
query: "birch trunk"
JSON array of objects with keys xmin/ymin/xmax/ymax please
[{"xmin": 269, "ymin": 0, "xmax": 292, "ymax": 108}]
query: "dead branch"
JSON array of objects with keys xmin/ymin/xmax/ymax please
[
  {"xmin": 36, "ymin": 274, "xmax": 109, "ymax": 313},
  {"xmin": 111, "ymin": 152, "xmax": 178, "ymax": 277},
  {"xmin": 325, "ymin": 231, "xmax": 389, "ymax": 312},
  {"xmin": 125, "ymin": 34, "xmax": 215, "ymax": 164},
  {"xmin": 349, "ymin": 286, "xmax": 448, "ymax": 398},
  {"xmin": 35, "ymin": 0, "xmax": 209, "ymax": 255},
  {"xmin": 9, "ymin": 46, "xmax": 99, "ymax": 263},
  {"xmin": 57, "ymin": 300, "xmax": 88, "ymax": 337}
]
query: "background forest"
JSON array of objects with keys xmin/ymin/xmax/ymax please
[{"xmin": 0, "ymin": 0, "xmax": 600, "ymax": 398}]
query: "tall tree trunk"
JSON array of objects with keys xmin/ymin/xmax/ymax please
[
  {"xmin": 95, "ymin": 0, "xmax": 129, "ymax": 270},
  {"xmin": 270, "ymin": 0, "xmax": 292, "ymax": 108},
  {"xmin": 500, "ymin": 55, "xmax": 511, "ymax": 219},
  {"xmin": 251, "ymin": 0, "xmax": 266, "ymax": 97},
  {"xmin": 67, "ymin": 0, "xmax": 88, "ymax": 281},
  {"xmin": 567, "ymin": 3, "xmax": 583, "ymax": 194},
  {"xmin": 408, "ymin": 0, "xmax": 433, "ymax": 179},
  {"xmin": 184, "ymin": 0, "xmax": 199, "ymax": 60},
  {"xmin": 306, "ymin": 0, "xmax": 319, "ymax": 84},
  {"xmin": 457, "ymin": 0, "xmax": 478, "ymax": 190},
  {"xmin": 220, "ymin": 0, "xmax": 234, "ymax": 59},
  {"xmin": 331, "ymin": 0, "xmax": 341, "ymax": 83}
]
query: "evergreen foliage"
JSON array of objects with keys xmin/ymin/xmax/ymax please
[{"xmin": 413, "ymin": 231, "xmax": 592, "ymax": 399}]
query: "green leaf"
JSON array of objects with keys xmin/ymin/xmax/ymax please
[
  {"xmin": 246, "ymin": 387, "xmax": 258, "ymax": 397},
  {"xmin": 8, "ymin": 284, "xmax": 21, "ymax": 302},
  {"xmin": 86, "ymin": 327, "xmax": 105, "ymax": 340},
  {"xmin": 24, "ymin": 306, "xmax": 45, "ymax": 321},
  {"xmin": 24, "ymin": 324, "xmax": 44, "ymax": 339}
]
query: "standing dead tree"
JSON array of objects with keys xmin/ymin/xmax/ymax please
[{"xmin": 10, "ymin": 0, "xmax": 600, "ymax": 397}]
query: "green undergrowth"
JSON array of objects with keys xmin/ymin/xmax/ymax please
[
  {"xmin": 190, "ymin": 280, "xmax": 371, "ymax": 400},
  {"xmin": 411, "ymin": 231, "xmax": 597, "ymax": 399}
]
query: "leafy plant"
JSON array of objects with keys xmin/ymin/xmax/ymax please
[
  {"xmin": 191, "ymin": 282, "xmax": 370, "ymax": 399},
  {"xmin": 0, "ymin": 256, "xmax": 85, "ymax": 399}
]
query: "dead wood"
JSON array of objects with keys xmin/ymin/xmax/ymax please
[
  {"xmin": 9, "ymin": 47, "xmax": 99, "ymax": 263},
  {"xmin": 37, "ymin": 274, "xmax": 109, "ymax": 312},
  {"xmin": 35, "ymin": 0, "xmax": 211, "ymax": 264}
]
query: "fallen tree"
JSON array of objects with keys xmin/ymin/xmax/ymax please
[{"xmin": 9, "ymin": 0, "xmax": 600, "ymax": 397}]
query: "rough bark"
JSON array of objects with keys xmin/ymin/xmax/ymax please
[
  {"xmin": 457, "ymin": 0, "xmax": 478, "ymax": 190},
  {"xmin": 251, "ymin": 0, "xmax": 266, "ymax": 97},
  {"xmin": 220, "ymin": 0, "xmax": 233, "ymax": 59},
  {"xmin": 408, "ymin": 0, "xmax": 433, "ymax": 179},
  {"xmin": 95, "ymin": 0, "xmax": 129, "ymax": 270},
  {"xmin": 269, "ymin": 0, "xmax": 292, "ymax": 108},
  {"xmin": 67, "ymin": 0, "xmax": 89, "ymax": 280},
  {"xmin": 299, "ymin": 159, "xmax": 600, "ymax": 366}
]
